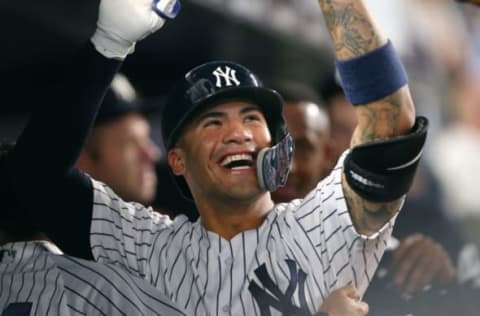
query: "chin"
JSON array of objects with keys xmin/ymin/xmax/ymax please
[{"xmin": 223, "ymin": 186, "xmax": 262, "ymax": 201}]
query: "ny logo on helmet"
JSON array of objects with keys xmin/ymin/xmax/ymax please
[{"xmin": 212, "ymin": 66, "xmax": 240, "ymax": 88}]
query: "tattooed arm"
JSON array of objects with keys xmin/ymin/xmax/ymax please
[{"xmin": 319, "ymin": 0, "xmax": 416, "ymax": 235}]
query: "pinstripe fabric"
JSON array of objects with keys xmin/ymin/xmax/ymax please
[
  {"xmin": 91, "ymin": 152, "xmax": 396, "ymax": 315},
  {"xmin": 0, "ymin": 241, "xmax": 185, "ymax": 315}
]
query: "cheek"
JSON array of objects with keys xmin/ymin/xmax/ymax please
[
  {"xmin": 118, "ymin": 146, "xmax": 137, "ymax": 164},
  {"xmin": 256, "ymin": 127, "xmax": 272, "ymax": 146},
  {"xmin": 182, "ymin": 141, "xmax": 211, "ymax": 174},
  {"xmin": 193, "ymin": 131, "xmax": 219, "ymax": 155}
]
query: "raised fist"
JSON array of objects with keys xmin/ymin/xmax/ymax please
[{"xmin": 91, "ymin": 0, "xmax": 180, "ymax": 59}]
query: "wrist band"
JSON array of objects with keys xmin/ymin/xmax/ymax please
[
  {"xmin": 152, "ymin": 0, "xmax": 181, "ymax": 20},
  {"xmin": 335, "ymin": 40, "xmax": 408, "ymax": 105}
]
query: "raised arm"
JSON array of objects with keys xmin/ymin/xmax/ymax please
[
  {"xmin": 319, "ymin": 0, "xmax": 415, "ymax": 142},
  {"xmin": 3, "ymin": 0, "xmax": 179, "ymax": 258},
  {"xmin": 318, "ymin": 0, "xmax": 425, "ymax": 235}
]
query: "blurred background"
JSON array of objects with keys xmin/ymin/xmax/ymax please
[{"xmin": 1, "ymin": 0, "xmax": 480, "ymax": 243}]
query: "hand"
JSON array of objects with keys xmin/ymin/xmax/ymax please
[
  {"xmin": 320, "ymin": 284, "xmax": 369, "ymax": 316},
  {"xmin": 91, "ymin": 0, "xmax": 180, "ymax": 59},
  {"xmin": 391, "ymin": 233, "xmax": 456, "ymax": 294}
]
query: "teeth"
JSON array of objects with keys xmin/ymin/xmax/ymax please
[
  {"xmin": 231, "ymin": 166, "xmax": 250, "ymax": 171},
  {"xmin": 220, "ymin": 154, "xmax": 253, "ymax": 167}
]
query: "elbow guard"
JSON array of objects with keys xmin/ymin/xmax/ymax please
[{"xmin": 344, "ymin": 116, "xmax": 428, "ymax": 202}]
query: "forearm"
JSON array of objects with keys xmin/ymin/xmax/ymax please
[
  {"xmin": 319, "ymin": 0, "xmax": 414, "ymax": 144},
  {"xmin": 345, "ymin": 99, "xmax": 412, "ymax": 234},
  {"xmin": 342, "ymin": 173, "xmax": 402, "ymax": 236},
  {"xmin": 351, "ymin": 88, "xmax": 415, "ymax": 146},
  {"xmin": 319, "ymin": 0, "xmax": 386, "ymax": 60},
  {"xmin": 4, "ymin": 44, "xmax": 121, "ymax": 254},
  {"xmin": 6, "ymin": 43, "xmax": 121, "ymax": 208},
  {"xmin": 319, "ymin": 0, "xmax": 418, "ymax": 234}
]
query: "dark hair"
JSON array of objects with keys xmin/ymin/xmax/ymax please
[{"xmin": 0, "ymin": 142, "xmax": 40, "ymax": 237}]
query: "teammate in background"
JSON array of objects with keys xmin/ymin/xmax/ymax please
[
  {"xmin": 77, "ymin": 74, "xmax": 161, "ymax": 205},
  {"xmin": 0, "ymin": 152, "xmax": 185, "ymax": 315},
  {"xmin": 0, "ymin": 0, "xmax": 185, "ymax": 314},
  {"xmin": 5, "ymin": 0, "xmax": 427, "ymax": 315},
  {"xmin": 270, "ymin": 82, "xmax": 332, "ymax": 203}
]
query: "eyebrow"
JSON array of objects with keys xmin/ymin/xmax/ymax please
[
  {"xmin": 240, "ymin": 105, "xmax": 262, "ymax": 114},
  {"xmin": 196, "ymin": 111, "xmax": 225, "ymax": 123},
  {"xmin": 197, "ymin": 104, "xmax": 263, "ymax": 122}
]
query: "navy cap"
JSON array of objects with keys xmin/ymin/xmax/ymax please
[
  {"xmin": 161, "ymin": 61, "xmax": 286, "ymax": 150},
  {"xmin": 95, "ymin": 74, "xmax": 162, "ymax": 126}
]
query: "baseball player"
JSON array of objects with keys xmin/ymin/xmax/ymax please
[
  {"xmin": 0, "ymin": 239, "xmax": 186, "ymax": 316},
  {"xmin": 1, "ymin": 142, "xmax": 185, "ymax": 316},
  {"xmin": 0, "ymin": 0, "xmax": 185, "ymax": 314},
  {"xmin": 2, "ymin": 149, "xmax": 362, "ymax": 316},
  {"xmin": 5, "ymin": 0, "xmax": 428, "ymax": 315},
  {"xmin": 76, "ymin": 75, "xmax": 161, "ymax": 205}
]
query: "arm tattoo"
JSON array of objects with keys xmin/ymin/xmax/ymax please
[
  {"xmin": 319, "ymin": 0, "xmax": 414, "ymax": 233},
  {"xmin": 343, "ymin": 175, "xmax": 401, "ymax": 235},
  {"xmin": 320, "ymin": 0, "xmax": 382, "ymax": 59},
  {"xmin": 352, "ymin": 94, "xmax": 402, "ymax": 145},
  {"xmin": 344, "ymin": 93, "xmax": 407, "ymax": 235}
]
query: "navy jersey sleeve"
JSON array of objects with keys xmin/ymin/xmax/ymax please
[{"xmin": 4, "ymin": 43, "xmax": 122, "ymax": 259}]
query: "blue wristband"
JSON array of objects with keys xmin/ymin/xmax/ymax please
[{"xmin": 335, "ymin": 40, "xmax": 408, "ymax": 105}]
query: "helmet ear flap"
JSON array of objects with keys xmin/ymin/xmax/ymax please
[{"xmin": 257, "ymin": 134, "xmax": 294, "ymax": 192}]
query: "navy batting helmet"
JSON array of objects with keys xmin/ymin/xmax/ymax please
[{"xmin": 161, "ymin": 61, "xmax": 293, "ymax": 199}]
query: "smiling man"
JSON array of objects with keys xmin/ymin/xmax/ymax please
[{"xmin": 8, "ymin": 0, "xmax": 427, "ymax": 315}]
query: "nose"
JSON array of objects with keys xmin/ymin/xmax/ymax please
[
  {"xmin": 223, "ymin": 120, "xmax": 253, "ymax": 144},
  {"xmin": 141, "ymin": 139, "xmax": 162, "ymax": 163}
]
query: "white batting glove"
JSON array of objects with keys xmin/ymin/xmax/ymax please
[{"xmin": 91, "ymin": 0, "xmax": 181, "ymax": 59}]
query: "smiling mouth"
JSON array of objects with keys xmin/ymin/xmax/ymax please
[{"xmin": 220, "ymin": 153, "xmax": 254, "ymax": 170}]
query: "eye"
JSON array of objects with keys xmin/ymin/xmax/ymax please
[
  {"xmin": 244, "ymin": 113, "xmax": 262, "ymax": 123},
  {"xmin": 203, "ymin": 119, "xmax": 222, "ymax": 128}
]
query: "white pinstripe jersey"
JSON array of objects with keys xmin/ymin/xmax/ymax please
[
  {"xmin": 90, "ymin": 153, "xmax": 397, "ymax": 315},
  {"xmin": 0, "ymin": 241, "xmax": 185, "ymax": 316}
]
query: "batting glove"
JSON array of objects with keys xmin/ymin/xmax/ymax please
[{"xmin": 91, "ymin": 0, "xmax": 181, "ymax": 59}]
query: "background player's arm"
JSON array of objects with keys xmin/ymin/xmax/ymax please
[{"xmin": 318, "ymin": 0, "xmax": 416, "ymax": 235}]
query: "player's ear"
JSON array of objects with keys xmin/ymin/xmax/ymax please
[{"xmin": 168, "ymin": 148, "xmax": 186, "ymax": 176}]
